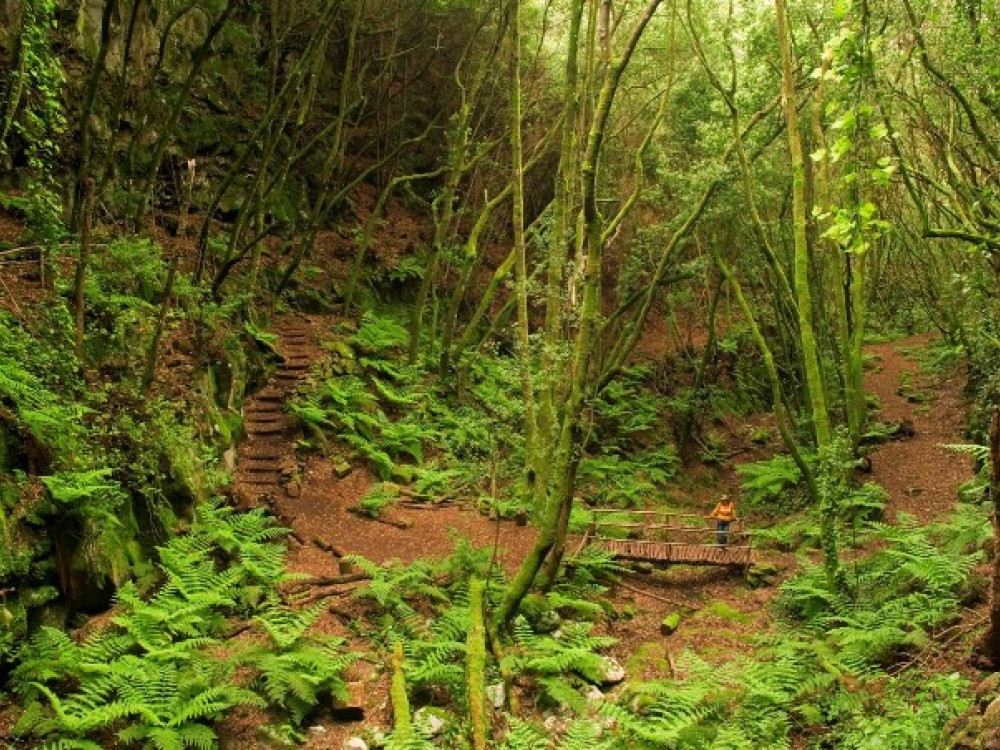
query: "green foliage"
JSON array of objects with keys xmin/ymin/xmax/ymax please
[
  {"xmin": 592, "ymin": 509, "xmax": 979, "ymax": 748},
  {"xmin": 11, "ymin": 501, "xmax": 353, "ymax": 745},
  {"xmin": 1, "ymin": 0, "xmax": 66, "ymax": 240},
  {"xmin": 0, "ymin": 313, "xmax": 81, "ymax": 456},
  {"xmin": 592, "ymin": 367, "xmax": 664, "ymax": 447},
  {"xmin": 736, "ymin": 454, "xmax": 805, "ymax": 514},
  {"xmin": 356, "ymin": 482, "xmax": 400, "ymax": 518},
  {"xmin": 507, "ymin": 620, "xmax": 618, "ymax": 710},
  {"xmin": 578, "ymin": 444, "xmax": 679, "ymax": 509},
  {"xmin": 246, "ymin": 605, "xmax": 356, "ymax": 725},
  {"xmin": 351, "ymin": 311, "xmax": 411, "ymax": 354}
]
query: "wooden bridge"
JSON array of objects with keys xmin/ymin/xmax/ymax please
[{"xmin": 578, "ymin": 509, "xmax": 753, "ymax": 568}]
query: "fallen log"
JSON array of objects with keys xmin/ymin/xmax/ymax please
[{"xmin": 312, "ymin": 536, "xmax": 346, "ymax": 557}]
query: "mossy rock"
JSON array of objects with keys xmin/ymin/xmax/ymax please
[
  {"xmin": 976, "ymin": 672, "xmax": 1000, "ymax": 711},
  {"xmin": 521, "ymin": 593, "xmax": 560, "ymax": 634},
  {"xmin": 747, "ymin": 562, "xmax": 781, "ymax": 588},
  {"xmin": 390, "ymin": 465, "xmax": 416, "ymax": 484}
]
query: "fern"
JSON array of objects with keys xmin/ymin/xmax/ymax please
[
  {"xmin": 736, "ymin": 454, "xmax": 806, "ymax": 513},
  {"xmin": 351, "ymin": 311, "xmax": 411, "ymax": 354},
  {"xmin": 12, "ymin": 501, "xmax": 348, "ymax": 745}
]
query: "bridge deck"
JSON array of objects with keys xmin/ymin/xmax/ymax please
[{"xmin": 591, "ymin": 537, "xmax": 752, "ymax": 567}]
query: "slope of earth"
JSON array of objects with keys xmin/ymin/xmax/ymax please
[
  {"xmin": 221, "ymin": 326, "xmax": 981, "ymax": 747},
  {"xmin": 865, "ymin": 334, "xmax": 974, "ymax": 523},
  {"xmin": 585, "ymin": 334, "xmax": 979, "ymax": 694}
]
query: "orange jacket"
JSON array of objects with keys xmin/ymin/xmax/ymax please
[{"xmin": 710, "ymin": 502, "xmax": 736, "ymax": 522}]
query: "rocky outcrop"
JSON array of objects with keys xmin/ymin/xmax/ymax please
[{"xmin": 940, "ymin": 673, "xmax": 1000, "ymax": 749}]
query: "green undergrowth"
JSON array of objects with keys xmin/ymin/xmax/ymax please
[
  {"xmin": 11, "ymin": 501, "xmax": 356, "ymax": 748},
  {"xmin": 334, "ymin": 503, "xmax": 982, "ymax": 749},
  {"xmin": 292, "ymin": 311, "xmax": 681, "ymax": 518},
  {"xmin": 0, "ymin": 236, "xmax": 280, "ymax": 686}
]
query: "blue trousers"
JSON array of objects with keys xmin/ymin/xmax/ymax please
[{"xmin": 716, "ymin": 521, "xmax": 730, "ymax": 546}]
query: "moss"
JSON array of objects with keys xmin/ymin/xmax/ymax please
[
  {"xmin": 696, "ymin": 600, "xmax": 752, "ymax": 624},
  {"xmin": 466, "ymin": 578, "xmax": 487, "ymax": 750},
  {"xmin": 625, "ymin": 641, "xmax": 671, "ymax": 676}
]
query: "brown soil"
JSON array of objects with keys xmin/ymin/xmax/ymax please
[{"xmin": 865, "ymin": 334, "xmax": 974, "ymax": 523}]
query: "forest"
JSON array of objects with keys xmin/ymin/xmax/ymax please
[{"xmin": 1, "ymin": 0, "xmax": 1000, "ymax": 747}]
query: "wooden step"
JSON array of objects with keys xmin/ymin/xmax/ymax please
[
  {"xmin": 281, "ymin": 362, "xmax": 310, "ymax": 372},
  {"xmin": 240, "ymin": 458, "xmax": 285, "ymax": 471},
  {"xmin": 255, "ymin": 389, "xmax": 285, "ymax": 402},
  {"xmin": 244, "ymin": 412, "xmax": 286, "ymax": 423},
  {"xmin": 238, "ymin": 475, "xmax": 278, "ymax": 486},
  {"xmin": 243, "ymin": 408, "xmax": 285, "ymax": 419},
  {"xmin": 246, "ymin": 422, "xmax": 291, "ymax": 435},
  {"xmin": 240, "ymin": 449, "xmax": 283, "ymax": 461}
]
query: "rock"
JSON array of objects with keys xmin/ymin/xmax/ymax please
[
  {"xmin": 597, "ymin": 656, "xmax": 626, "ymax": 685},
  {"xmin": 747, "ymin": 562, "xmax": 781, "ymax": 589},
  {"xmin": 390, "ymin": 465, "xmax": 415, "ymax": 484},
  {"xmin": 343, "ymin": 738, "xmax": 368, "ymax": 750},
  {"xmin": 586, "ymin": 686, "xmax": 604, "ymax": 704},
  {"xmin": 414, "ymin": 707, "xmax": 447, "ymax": 737},
  {"xmin": 486, "ymin": 682, "xmax": 505, "ymax": 709},
  {"xmin": 985, "ymin": 696, "xmax": 1000, "ymax": 723},
  {"xmin": 285, "ymin": 481, "xmax": 301, "ymax": 498},
  {"xmin": 977, "ymin": 673, "xmax": 1000, "ymax": 711},
  {"xmin": 660, "ymin": 613, "xmax": 682, "ymax": 636},
  {"xmin": 521, "ymin": 593, "xmax": 561, "ymax": 634},
  {"xmin": 332, "ymin": 681, "xmax": 365, "ymax": 721},
  {"xmin": 329, "ymin": 340, "xmax": 356, "ymax": 361},
  {"xmin": 221, "ymin": 447, "xmax": 237, "ymax": 472},
  {"xmin": 255, "ymin": 725, "xmax": 297, "ymax": 747},
  {"xmin": 308, "ymin": 725, "xmax": 328, "ymax": 735},
  {"xmin": 333, "ymin": 457, "xmax": 353, "ymax": 479},
  {"xmin": 543, "ymin": 715, "xmax": 568, "ymax": 734}
]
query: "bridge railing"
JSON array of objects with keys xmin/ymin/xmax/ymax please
[{"xmin": 585, "ymin": 508, "xmax": 752, "ymax": 550}]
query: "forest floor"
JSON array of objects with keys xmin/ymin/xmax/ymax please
[{"xmin": 219, "ymin": 323, "xmax": 979, "ymax": 748}]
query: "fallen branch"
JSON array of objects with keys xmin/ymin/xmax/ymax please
[
  {"xmin": 617, "ymin": 579, "xmax": 700, "ymax": 611},
  {"xmin": 223, "ymin": 621, "xmax": 253, "ymax": 639},
  {"xmin": 293, "ymin": 572, "xmax": 370, "ymax": 588},
  {"xmin": 328, "ymin": 604, "xmax": 354, "ymax": 620},
  {"xmin": 398, "ymin": 500, "xmax": 455, "ymax": 510},
  {"xmin": 292, "ymin": 587, "xmax": 354, "ymax": 608},
  {"xmin": 348, "ymin": 507, "xmax": 412, "ymax": 529}
]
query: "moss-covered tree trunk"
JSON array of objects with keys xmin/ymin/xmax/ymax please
[
  {"xmin": 467, "ymin": 578, "xmax": 488, "ymax": 749},
  {"xmin": 493, "ymin": 0, "xmax": 665, "ymax": 631},
  {"xmin": 775, "ymin": 0, "xmax": 839, "ymax": 589}
]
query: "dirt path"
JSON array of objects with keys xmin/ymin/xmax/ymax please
[{"xmin": 864, "ymin": 334, "xmax": 974, "ymax": 523}]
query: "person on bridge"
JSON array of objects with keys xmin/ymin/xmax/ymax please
[{"xmin": 708, "ymin": 495, "xmax": 737, "ymax": 546}]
